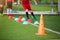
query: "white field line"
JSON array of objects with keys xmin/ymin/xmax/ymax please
[
  {"xmin": 30, "ymin": 23, "xmax": 60, "ymax": 35},
  {"xmin": 13, "ymin": 17, "xmax": 60, "ymax": 35}
]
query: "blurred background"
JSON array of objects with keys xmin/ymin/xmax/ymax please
[{"xmin": 4, "ymin": 0, "xmax": 58, "ymax": 12}]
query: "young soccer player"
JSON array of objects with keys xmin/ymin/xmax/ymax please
[
  {"xmin": 0, "ymin": 0, "xmax": 5, "ymax": 14},
  {"xmin": 6, "ymin": 0, "xmax": 14, "ymax": 16},
  {"xmin": 22, "ymin": 0, "xmax": 39, "ymax": 24}
]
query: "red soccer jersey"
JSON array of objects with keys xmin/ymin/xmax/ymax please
[
  {"xmin": 6, "ymin": 0, "xmax": 14, "ymax": 2},
  {"xmin": 22, "ymin": 0, "xmax": 32, "ymax": 11}
]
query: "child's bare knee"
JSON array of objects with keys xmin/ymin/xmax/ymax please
[{"xmin": 25, "ymin": 9, "xmax": 28, "ymax": 12}]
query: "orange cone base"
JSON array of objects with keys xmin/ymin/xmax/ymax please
[
  {"xmin": 17, "ymin": 19, "xmax": 22, "ymax": 22},
  {"xmin": 35, "ymin": 33, "xmax": 46, "ymax": 35}
]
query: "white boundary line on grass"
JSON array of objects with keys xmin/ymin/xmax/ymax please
[
  {"xmin": 13, "ymin": 17, "xmax": 60, "ymax": 34},
  {"xmin": 30, "ymin": 23, "xmax": 60, "ymax": 35}
]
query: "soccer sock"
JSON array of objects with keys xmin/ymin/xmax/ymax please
[
  {"xmin": 7, "ymin": 9, "xmax": 10, "ymax": 14},
  {"xmin": 10, "ymin": 9, "xmax": 12, "ymax": 13},
  {"xmin": 7, "ymin": 9, "xmax": 12, "ymax": 16},
  {"xmin": 26, "ymin": 12, "xmax": 29, "ymax": 20},
  {"xmin": 31, "ymin": 12, "xmax": 37, "ymax": 21}
]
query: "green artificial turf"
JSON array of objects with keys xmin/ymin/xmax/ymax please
[
  {"xmin": 44, "ymin": 15, "xmax": 60, "ymax": 32},
  {"xmin": 36, "ymin": 15, "xmax": 60, "ymax": 32},
  {"xmin": 0, "ymin": 15, "xmax": 60, "ymax": 40}
]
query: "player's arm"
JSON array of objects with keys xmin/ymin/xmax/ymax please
[{"xmin": 33, "ymin": 0, "xmax": 38, "ymax": 5}]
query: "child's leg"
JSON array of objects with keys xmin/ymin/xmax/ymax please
[
  {"xmin": 23, "ymin": 9, "xmax": 30, "ymax": 24},
  {"xmin": 10, "ymin": 9, "xmax": 12, "ymax": 14},
  {"xmin": 7, "ymin": 2, "xmax": 12, "ymax": 16},
  {"xmin": 0, "ymin": 4, "xmax": 4, "ymax": 16},
  {"xmin": 0, "ymin": 7, "xmax": 3, "ymax": 14},
  {"xmin": 0, "ymin": 5, "xmax": 3, "ymax": 14},
  {"xmin": 30, "ymin": 11, "xmax": 39, "ymax": 24},
  {"xmin": 27, "ymin": 5, "xmax": 37, "ymax": 21},
  {"xmin": 25, "ymin": 9, "xmax": 29, "ymax": 20},
  {"xmin": 7, "ymin": 7, "xmax": 12, "ymax": 14},
  {"xmin": 23, "ymin": 9, "xmax": 32, "ymax": 24},
  {"xmin": 7, "ymin": 8, "xmax": 10, "ymax": 14},
  {"xmin": 31, "ymin": 11, "xmax": 37, "ymax": 21}
]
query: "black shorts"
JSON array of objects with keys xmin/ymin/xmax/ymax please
[{"xmin": 7, "ymin": 2, "xmax": 12, "ymax": 9}]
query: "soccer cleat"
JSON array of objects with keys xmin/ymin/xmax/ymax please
[
  {"xmin": 14, "ymin": 18, "xmax": 18, "ymax": 21},
  {"xmin": 23, "ymin": 21, "xmax": 29, "ymax": 24},
  {"xmin": 34, "ymin": 21, "xmax": 39, "ymax": 25},
  {"xmin": 27, "ymin": 19, "xmax": 32, "ymax": 23},
  {"xmin": 21, "ymin": 17, "xmax": 26, "ymax": 22}
]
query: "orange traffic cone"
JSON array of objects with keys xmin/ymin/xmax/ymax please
[{"xmin": 36, "ymin": 14, "xmax": 46, "ymax": 35}]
